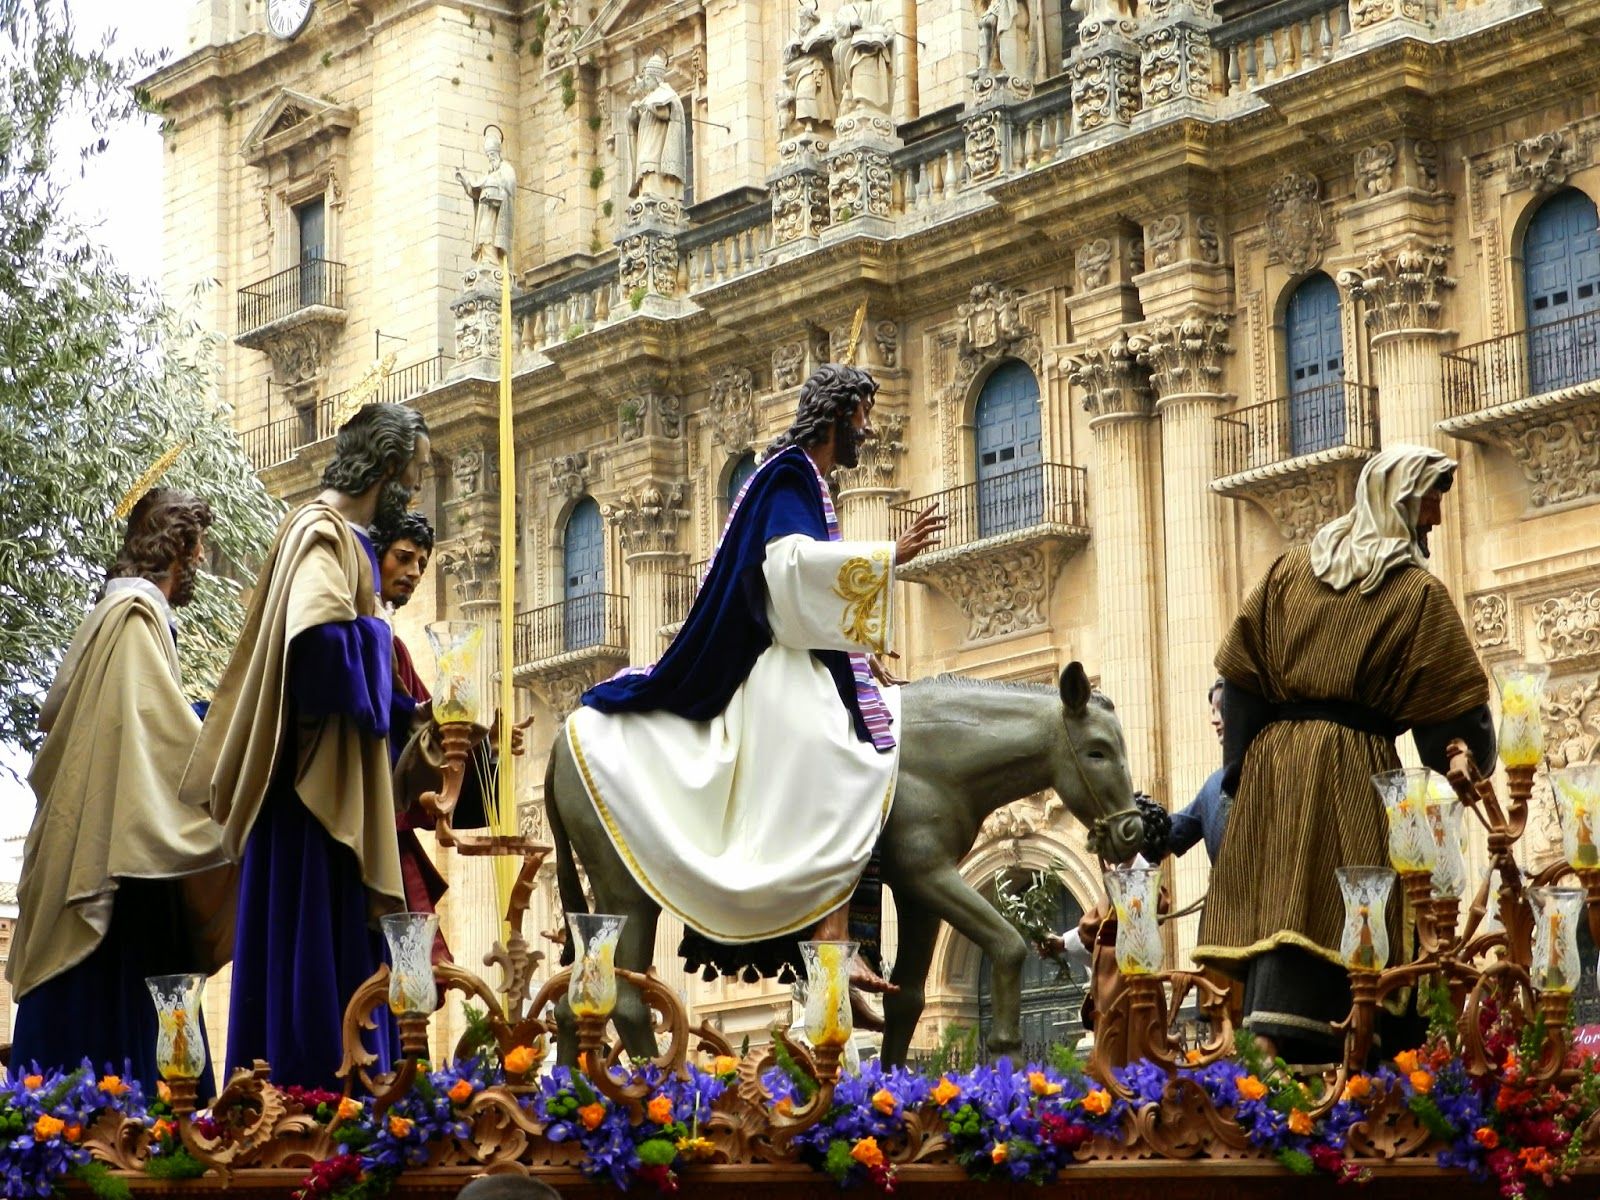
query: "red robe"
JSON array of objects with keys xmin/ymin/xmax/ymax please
[{"xmin": 394, "ymin": 635, "xmax": 452, "ymax": 965}]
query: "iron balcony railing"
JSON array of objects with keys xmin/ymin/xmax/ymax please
[
  {"xmin": 1212, "ymin": 380, "xmax": 1379, "ymax": 480},
  {"xmin": 239, "ymin": 353, "xmax": 452, "ymax": 470},
  {"xmin": 662, "ymin": 558, "xmax": 710, "ymax": 629},
  {"xmin": 889, "ymin": 463, "xmax": 1088, "ymax": 550},
  {"xmin": 514, "ymin": 593, "xmax": 628, "ymax": 664},
  {"xmin": 237, "ymin": 257, "xmax": 346, "ymax": 336},
  {"xmin": 1442, "ymin": 308, "xmax": 1600, "ymax": 418}
]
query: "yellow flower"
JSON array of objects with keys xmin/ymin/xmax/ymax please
[
  {"xmin": 990, "ymin": 1142, "xmax": 1009, "ymax": 1164},
  {"xmin": 676, "ymin": 1135, "xmax": 716, "ymax": 1162},
  {"xmin": 33, "ymin": 1114, "xmax": 65, "ymax": 1140},
  {"xmin": 1028, "ymin": 1071, "xmax": 1063, "ymax": 1098},
  {"xmin": 505, "ymin": 1044, "xmax": 539, "ymax": 1074},
  {"xmin": 872, "ymin": 1088, "xmax": 898, "ymax": 1115},
  {"xmin": 579, "ymin": 1102, "xmax": 607, "ymax": 1131},
  {"xmin": 1342, "ymin": 1075, "xmax": 1373, "ymax": 1103},
  {"xmin": 98, "ymin": 1074, "xmax": 130, "ymax": 1098},
  {"xmin": 1236, "ymin": 1076, "xmax": 1268, "ymax": 1102},
  {"xmin": 448, "ymin": 1079, "xmax": 474, "ymax": 1105},
  {"xmin": 1081, "ymin": 1088, "xmax": 1111, "ymax": 1116},
  {"xmin": 387, "ymin": 1115, "xmax": 413, "ymax": 1139},
  {"xmin": 647, "ymin": 1094, "xmax": 674, "ymax": 1125},
  {"xmin": 151, "ymin": 1119, "xmax": 174, "ymax": 1142},
  {"xmin": 932, "ymin": 1077, "xmax": 961, "ymax": 1106},
  {"xmin": 711, "ymin": 1055, "xmax": 739, "ymax": 1077},
  {"xmin": 22, "ymin": 1075, "xmax": 43, "ymax": 1090},
  {"xmin": 1288, "ymin": 1109, "xmax": 1313, "ymax": 1136},
  {"xmin": 852, "ymin": 1136, "xmax": 886, "ymax": 1169},
  {"xmin": 1393, "ymin": 1049, "xmax": 1421, "ymax": 1075},
  {"xmin": 336, "ymin": 1096, "xmax": 364, "ymax": 1123},
  {"xmin": 1409, "ymin": 1070, "xmax": 1434, "ymax": 1095}
]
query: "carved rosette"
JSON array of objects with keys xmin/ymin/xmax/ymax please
[
  {"xmin": 827, "ymin": 143, "xmax": 894, "ymax": 225},
  {"xmin": 1127, "ymin": 309, "xmax": 1233, "ymax": 401},
  {"xmin": 618, "ymin": 392, "xmax": 683, "ymax": 442},
  {"xmin": 1265, "ymin": 171, "xmax": 1328, "ymax": 274},
  {"xmin": 435, "ymin": 535, "xmax": 500, "ymax": 608},
  {"xmin": 1336, "ymin": 241, "xmax": 1455, "ymax": 335},
  {"xmin": 834, "ymin": 411, "xmax": 906, "ymax": 494},
  {"xmin": 1137, "ymin": 0, "xmax": 1217, "ymax": 109},
  {"xmin": 956, "ymin": 282, "xmax": 1040, "ymax": 383},
  {"xmin": 1067, "ymin": 332, "xmax": 1152, "ymax": 421},
  {"xmin": 604, "ymin": 482, "xmax": 689, "ymax": 556},
  {"xmin": 707, "ymin": 367, "xmax": 758, "ymax": 452}
]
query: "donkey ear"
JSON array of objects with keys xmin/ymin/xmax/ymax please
[{"xmin": 1060, "ymin": 662, "xmax": 1092, "ymax": 716}]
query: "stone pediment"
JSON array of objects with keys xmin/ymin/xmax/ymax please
[
  {"xmin": 573, "ymin": 0, "xmax": 699, "ymax": 55},
  {"xmin": 241, "ymin": 88, "xmax": 355, "ymax": 167}
]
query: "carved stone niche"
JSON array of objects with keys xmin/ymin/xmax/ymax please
[{"xmin": 1213, "ymin": 460, "xmax": 1362, "ymax": 543}]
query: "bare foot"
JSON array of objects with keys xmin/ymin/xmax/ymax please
[
  {"xmin": 850, "ymin": 960, "xmax": 899, "ymax": 995},
  {"xmin": 850, "ymin": 988, "xmax": 886, "ymax": 1032}
]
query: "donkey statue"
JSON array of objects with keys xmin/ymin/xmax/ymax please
[{"xmin": 545, "ymin": 661, "xmax": 1144, "ymax": 1066}]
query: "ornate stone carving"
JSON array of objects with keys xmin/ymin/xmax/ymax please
[
  {"xmin": 626, "ymin": 52, "xmax": 688, "ymax": 203},
  {"xmin": 1070, "ymin": 45, "xmax": 1141, "ymax": 134},
  {"xmin": 527, "ymin": 663, "xmax": 606, "ymax": 721},
  {"xmin": 1253, "ymin": 466, "xmax": 1350, "ymax": 542},
  {"xmin": 771, "ymin": 161, "xmax": 832, "ymax": 244},
  {"xmin": 1196, "ymin": 215, "xmax": 1221, "ymax": 264},
  {"xmin": 262, "ymin": 324, "xmax": 336, "ymax": 387},
  {"xmin": 1351, "ymin": 0, "xmax": 1424, "ymax": 28},
  {"xmin": 1127, "ymin": 308, "xmax": 1232, "ymax": 401},
  {"xmin": 1266, "ymin": 171, "xmax": 1327, "ymax": 274},
  {"xmin": 1456, "ymin": 408, "xmax": 1600, "ymax": 508},
  {"xmin": 618, "ymin": 227, "xmax": 682, "ymax": 301},
  {"xmin": 435, "ymin": 535, "xmax": 500, "ymax": 606},
  {"xmin": 1067, "ymin": 331, "xmax": 1151, "ymax": 419},
  {"xmin": 956, "ymin": 282, "xmax": 1038, "ymax": 381},
  {"xmin": 452, "ymin": 289, "xmax": 499, "ymax": 360},
  {"xmin": 1540, "ymin": 674, "xmax": 1600, "ymax": 768},
  {"xmin": 1337, "ymin": 241, "xmax": 1455, "ymax": 334},
  {"xmin": 777, "ymin": 1, "xmax": 838, "ymax": 140},
  {"xmin": 618, "ymin": 392, "xmax": 683, "ymax": 442},
  {"xmin": 1471, "ymin": 593, "xmax": 1510, "ymax": 650},
  {"xmin": 874, "ymin": 320, "xmax": 900, "ymax": 368},
  {"xmin": 773, "ymin": 341, "xmax": 806, "ymax": 389},
  {"xmin": 976, "ymin": 0, "xmax": 1038, "ymax": 91},
  {"xmin": 1076, "ymin": 238, "xmax": 1113, "ymax": 290},
  {"xmin": 1535, "ymin": 589, "xmax": 1600, "ymax": 662},
  {"xmin": 835, "ymin": 410, "xmax": 906, "ymax": 492},
  {"xmin": 964, "ymin": 108, "xmax": 1005, "ymax": 183},
  {"xmin": 1510, "ymin": 130, "xmax": 1575, "ymax": 196},
  {"xmin": 1137, "ymin": 0, "xmax": 1216, "ymax": 109},
  {"xmin": 934, "ymin": 544, "xmax": 1055, "ymax": 641},
  {"xmin": 550, "ymin": 451, "xmax": 595, "ymax": 502},
  {"xmin": 1354, "ymin": 141, "xmax": 1396, "ymax": 197},
  {"xmin": 1413, "ymin": 139, "xmax": 1440, "ymax": 193},
  {"xmin": 605, "ymin": 482, "xmax": 689, "ymax": 555},
  {"xmin": 828, "ymin": 144, "xmax": 894, "ymax": 224},
  {"xmin": 1145, "ymin": 214, "xmax": 1185, "ymax": 268},
  {"xmin": 452, "ymin": 447, "xmax": 486, "ymax": 497},
  {"xmin": 707, "ymin": 366, "xmax": 758, "ymax": 451}
]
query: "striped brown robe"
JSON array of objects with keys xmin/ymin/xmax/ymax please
[{"xmin": 1194, "ymin": 546, "xmax": 1488, "ymax": 981}]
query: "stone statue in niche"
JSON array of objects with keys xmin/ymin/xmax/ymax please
[
  {"xmin": 627, "ymin": 51, "xmax": 688, "ymax": 201},
  {"xmin": 833, "ymin": 0, "xmax": 896, "ymax": 119},
  {"xmin": 978, "ymin": 0, "xmax": 1035, "ymax": 82},
  {"xmin": 778, "ymin": 0, "xmax": 838, "ymax": 138},
  {"xmin": 456, "ymin": 124, "xmax": 517, "ymax": 266}
]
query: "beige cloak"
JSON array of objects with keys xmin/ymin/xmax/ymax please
[
  {"xmin": 8, "ymin": 586, "xmax": 235, "ymax": 999},
  {"xmin": 179, "ymin": 501, "xmax": 405, "ymax": 917}
]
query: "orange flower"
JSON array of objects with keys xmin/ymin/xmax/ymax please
[
  {"xmin": 64, "ymin": 1124, "xmax": 82, "ymax": 1143},
  {"xmin": 1393, "ymin": 1049, "xmax": 1421, "ymax": 1075},
  {"xmin": 578, "ymin": 1102, "xmax": 607, "ymax": 1131},
  {"xmin": 1474, "ymin": 1127, "xmax": 1499, "ymax": 1150},
  {"xmin": 1408, "ymin": 1070, "xmax": 1433, "ymax": 1095},
  {"xmin": 1342, "ymin": 1076, "xmax": 1373, "ymax": 1103},
  {"xmin": 1028, "ymin": 1072, "xmax": 1063, "ymax": 1098},
  {"xmin": 151, "ymin": 1119, "xmax": 175, "ymax": 1142},
  {"xmin": 157, "ymin": 1081, "xmax": 172, "ymax": 1104},
  {"xmin": 932, "ymin": 1077, "xmax": 961, "ymax": 1106},
  {"xmin": 336, "ymin": 1096, "xmax": 363, "ymax": 1123},
  {"xmin": 1288, "ymin": 1109, "xmax": 1313, "ymax": 1136},
  {"xmin": 505, "ymin": 1044, "xmax": 539, "ymax": 1075},
  {"xmin": 711, "ymin": 1055, "xmax": 739, "ymax": 1076},
  {"xmin": 1185, "ymin": 1048, "xmax": 1204, "ymax": 1064},
  {"xmin": 775, "ymin": 1096, "xmax": 794, "ymax": 1117},
  {"xmin": 1519, "ymin": 1146, "xmax": 1556, "ymax": 1175},
  {"xmin": 33, "ymin": 1114, "xmax": 65, "ymax": 1140},
  {"xmin": 448, "ymin": 1079, "xmax": 474, "ymax": 1105},
  {"xmin": 1236, "ymin": 1076, "xmax": 1268, "ymax": 1102},
  {"xmin": 851, "ymin": 1137, "xmax": 885, "ymax": 1169},
  {"xmin": 22, "ymin": 1075, "xmax": 42, "ymax": 1090},
  {"xmin": 1081, "ymin": 1088, "xmax": 1111, "ymax": 1116},
  {"xmin": 990, "ymin": 1142, "xmax": 1009, "ymax": 1164},
  {"xmin": 97, "ymin": 1074, "xmax": 130, "ymax": 1098},
  {"xmin": 872, "ymin": 1088, "xmax": 897, "ymax": 1115},
  {"xmin": 647, "ymin": 1094, "xmax": 674, "ymax": 1125}
]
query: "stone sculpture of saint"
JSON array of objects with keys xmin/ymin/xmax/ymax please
[
  {"xmin": 456, "ymin": 125, "xmax": 516, "ymax": 266},
  {"xmin": 833, "ymin": 1, "xmax": 895, "ymax": 119},
  {"xmin": 979, "ymin": 0, "xmax": 1035, "ymax": 81},
  {"xmin": 779, "ymin": 0, "xmax": 837, "ymax": 137},
  {"xmin": 627, "ymin": 52, "xmax": 687, "ymax": 200}
]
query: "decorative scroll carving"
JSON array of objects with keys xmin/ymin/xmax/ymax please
[
  {"xmin": 435, "ymin": 536, "xmax": 500, "ymax": 606},
  {"xmin": 964, "ymin": 108, "xmax": 1005, "ymax": 183},
  {"xmin": 452, "ymin": 447, "xmax": 486, "ymax": 498},
  {"xmin": 1534, "ymin": 589, "xmax": 1600, "ymax": 663},
  {"xmin": 834, "ymin": 410, "xmax": 906, "ymax": 492},
  {"xmin": 1351, "ymin": 0, "xmax": 1424, "ymax": 28},
  {"xmin": 549, "ymin": 452, "xmax": 595, "ymax": 502},
  {"xmin": 1070, "ymin": 39, "xmax": 1141, "ymax": 134},
  {"xmin": 1354, "ymin": 141, "xmax": 1397, "ymax": 197},
  {"xmin": 1413, "ymin": 139, "xmax": 1440, "ymax": 193},
  {"xmin": 1445, "ymin": 406, "xmax": 1600, "ymax": 509},
  {"xmin": 1196, "ymin": 215, "xmax": 1221, "ymax": 264},
  {"xmin": 938, "ymin": 544, "xmax": 1054, "ymax": 640},
  {"xmin": 707, "ymin": 367, "xmax": 758, "ymax": 451},
  {"xmin": 605, "ymin": 482, "xmax": 689, "ymax": 555},
  {"xmin": 828, "ymin": 144, "xmax": 894, "ymax": 223},
  {"xmin": 1067, "ymin": 332, "xmax": 1151, "ymax": 419},
  {"xmin": 874, "ymin": 320, "xmax": 900, "ymax": 368},
  {"xmin": 1471, "ymin": 593, "xmax": 1511, "ymax": 650},
  {"xmin": 1265, "ymin": 171, "xmax": 1327, "ymax": 274},
  {"xmin": 1510, "ymin": 129, "xmax": 1577, "ymax": 196},
  {"xmin": 1076, "ymin": 238, "xmax": 1114, "ymax": 290},
  {"xmin": 1137, "ymin": 0, "xmax": 1216, "ymax": 109},
  {"xmin": 771, "ymin": 161, "xmax": 832, "ymax": 243},
  {"xmin": 1145, "ymin": 214, "xmax": 1185, "ymax": 268},
  {"xmin": 261, "ymin": 324, "xmax": 338, "ymax": 387},
  {"xmin": 1128, "ymin": 308, "xmax": 1232, "ymax": 401},
  {"xmin": 618, "ymin": 392, "xmax": 683, "ymax": 441},
  {"xmin": 956, "ymin": 282, "xmax": 1039, "ymax": 381},
  {"xmin": 1249, "ymin": 466, "xmax": 1352, "ymax": 542},
  {"xmin": 1337, "ymin": 241, "xmax": 1456, "ymax": 334},
  {"xmin": 772, "ymin": 341, "xmax": 806, "ymax": 389}
]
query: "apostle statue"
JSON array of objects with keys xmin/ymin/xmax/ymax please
[
  {"xmin": 181, "ymin": 403, "xmax": 431, "ymax": 1089},
  {"xmin": 9, "ymin": 489, "xmax": 235, "ymax": 1095},
  {"xmin": 571, "ymin": 365, "xmax": 945, "ymax": 993},
  {"xmin": 978, "ymin": 0, "xmax": 1035, "ymax": 83},
  {"xmin": 456, "ymin": 124, "xmax": 516, "ymax": 267},
  {"xmin": 1192, "ymin": 445, "xmax": 1496, "ymax": 1065},
  {"xmin": 627, "ymin": 52, "xmax": 687, "ymax": 201},
  {"xmin": 778, "ymin": 0, "xmax": 837, "ymax": 138},
  {"xmin": 833, "ymin": 1, "xmax": 896, "ymax": 119}
]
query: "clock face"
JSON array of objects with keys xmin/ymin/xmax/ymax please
[{"xmin": 267, "ymin": 0, "xmax": 314, "ymax": 40}]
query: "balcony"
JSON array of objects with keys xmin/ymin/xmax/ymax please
[
  {"xmin": 1211, "ymin": 382, "xmax": 1379, "ymax": 542},
  {"xmin": 236, "ymin": 258, "xmax": 346, "ymax": 344},
  {"xmin": 889, "ymin": 463, "xmax": 1089, "ymax": 643},
  {"xmin": 1439, "ymin": 311, "xmax": 1600, "ymax": 510},
  {"xmin": 512, "ymin": 593, "xmax": 629, "ymax": 719},
  {"xmin": 661, "ymin": 559, "xmax": 709, "ymax": 640}
]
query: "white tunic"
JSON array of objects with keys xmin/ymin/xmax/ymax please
[{"xmin": 566, "ymin": 534, "xmax": 899, "ymax": 942}]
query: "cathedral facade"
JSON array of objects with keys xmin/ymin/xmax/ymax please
[{"xmin": 148, "ymin": 0, "xmax": 1600, "ymax": 1056}]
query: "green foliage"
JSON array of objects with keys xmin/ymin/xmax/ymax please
[
  {"xmin": 629, "ymin": 286, "xmax": 647, "ymax": 311},
  {"xmin": 771, "ymin": 1035, "xmax": 819, "ymax": 1102},
  {"xmin": 1276, "ymin": 1148, "xmax": 1315, "ymax": 1175},
  {"xmin": 560, "ymin": 68, "xmax": 576, "ymax": 108},
  {"xmin": 528, "ymin": 36, "xmax": 544, "ymax": 56},
  {"xmin": 587, "ymin": 114, "xmax": 601, "ymax": 131},
  {"xmin": 458, "ymin": 1002, "xmax": 500, "ymax": 1066},
  {"xmin": 925, "ymin": 1023, "xmax": 979, "ymax": 1077},
  {"xmin": 70, "ymin": 1162, "xmax": 133, "ymax": 1200},
  {"xmin": 1419, "ymin": 974, "xmax": 1459, "ymax": 1048},
  {"xmin": 601, "ymin": 199, "xmax": 613, "ymax": 218},
  {"xmin": 823, "ymin": 1138, "xmax": 854, "ymax": 1181},
  {"xmin": 1046, "ymin": 1039, "xmax": 1086, "ymax": 1079},
  {"xmin": 566, "ymin": 322, "xmax": 585, "ymax": 341},
  {"xmin": 588, "ymin": 166, "xmax": 604, "ymax": 190},
  {"xmin": 637, "ymin": 1137, "xmax": 677, "ymax": 1166},
  {"xmin": 835, "ymin": 204, "xmax": 854, "ymax": 222},
  {"xmin": 320, "ymin": 50, "xmax": 332, "ymax": 68},
  {"xmin": 0, "ymin": 0, "xmax": 282, "ymax": 760},
  {"xmin": 142, "ymin": 1148, "xmax": 207, "ymax": 1180}
]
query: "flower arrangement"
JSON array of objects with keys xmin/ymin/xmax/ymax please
[{"xmin": 0, "ymin": 1064, "xmax": 143, "ymax": 1199}]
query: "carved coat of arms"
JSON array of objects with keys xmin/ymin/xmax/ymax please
[{"xmin": 1266, "ymin": 171, "xmax": 1327, "ymax": 274}]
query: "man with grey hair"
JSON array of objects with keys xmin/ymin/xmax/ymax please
[{"xmin": 1193, "ymin": 444, "xmax": 1495, "ymax": 1065}]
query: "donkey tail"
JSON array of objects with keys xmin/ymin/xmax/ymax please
[{"xmin": 545, "ymin": 741, "xmax": 587, "ymax": 963}]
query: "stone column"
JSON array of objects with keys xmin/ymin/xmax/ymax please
[
  {"xmin": 834, "ymin": 410, "xmax": 907, "ymax": 541},
  {"xmin": 1134, "ymin": 0, "xmax": 1218, "ymax": 124},
  {"xmin": 606, "ymin": 481, "xmax": 690, "ymax": 660},
  {"xmin": 1069, "ymin": 10, "xmax": 1142, "ymax": 139}
]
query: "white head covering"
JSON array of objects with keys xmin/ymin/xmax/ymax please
[{"xmin": 1309, "ymin": 443, "xmax": 1456, "ymax": 595}]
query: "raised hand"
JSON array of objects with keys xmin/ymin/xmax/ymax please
[{"xmin": 894, "ymin": 503, "xmax": 946, "ymax": 566}]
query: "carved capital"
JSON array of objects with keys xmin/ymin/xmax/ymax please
[
  {"xmin": 618, "ymin": 392, "xmax": 683, "ymax": 442},
  {"xmin": 1128, "ymin": 308, "xmax": 1233, "ymax": 401},
  {"xmin": 1067, "ymin": 332, "xmax": 1152, "ymax": 420},
  {"xmin": 434, "ymin": 535, "xmax": 500, "ymax": 606},
  {"xmin": 1336, "ymin": 240, "xmax": 1456, "ymax": 334},
  {"xmin": 835, "ymin": 411, "xmax": 906, "ymax": 493},
  {"xmin": 604, "ymin": 482, "xmax": 689, "ymax": 555},
  {"xmin": 707, "ymin": 367, "xmax": 758, "ymax": 452}
]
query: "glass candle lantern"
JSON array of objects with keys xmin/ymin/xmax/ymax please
[
  {"xmin": 426, "ymin": 621, "xmax": 488, "ymax": 726},
  {"xmin": 1372, "ymin": 768, "xmax": 1439, "ymax": 875},
  {"xmin": 1104, "ymin": 865, "xmax": 1163, "ymax": 975},
  {"xmin": 1336, "ymin": 866, "xmax": 1395, "ymax": 971},
  {"xmin": 568, "ymin": 913, "xmax": 626, "ymax": 1019},
  {"xmin": 800, "ymin": 940, "xmax": 857, "ymax": 1048},
  {"xmin": 380, "ymin": 912, "xmax": 441, "ymax": 1017},
  {"xmin": 146, "ymin": 974, "xmax": 207, "ymax": 1081},
  {"xmin": 1426, "ymin": 799, "xmax": 1467, "ymax": 899},
  {"xmin": 1552, "ymin": 764, "xmax": 1600, "ymax": 870},
  {"xmin": 1494, "ymin": 663, "xmax": 1550, "ymax": 770},
  {"xmin": 1530, "ymin": 886, "xmax": 1584, "ymax": 993}
]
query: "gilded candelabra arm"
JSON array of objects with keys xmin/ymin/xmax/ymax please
[
  {"xmin": 760, "ymin": 1026, "xmax": 845, "ymax": 1147},
  {"xmin": 337, "ymin": 965, "xmax": 400, "ymax": 1100},
  {"xmin": 691, "ymin": 1019, "xmax": 736, "ymax": 1060},
  {"xmin": 1401, "ymin": 872, "xmax": 1443, "ymax": 959},
  {"xmin": 419, "ymin": 721, "xmax": 480, "ymax": 848},
  {"xmin": 175, "ymin": 1066, "xmax": 290, "ymax": 1183},
  {"xmin": 1319, "ymin": 960, "xmax": 1438, "ymax": 1116},
  {"xmin": 572, "ymin": 967, "xmax": 694, "ymax": 1123}
]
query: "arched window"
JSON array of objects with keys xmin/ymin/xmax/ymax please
[
  {"xmin": 562, "ymin": 497, "xmax": 605, "ymax": 652},
  {"xmin": 1284, "ymin": 272, "xmax": 1346, "ymax": 456},
  {"xmin": 977, "ymin": 872, "xmax": 1088, "ymax": 1056},
  {"xmin": 727, "ymin": 451, "xmax": 758, "ymax": 506},
  {"xmin": 973, "ymin": 359, "xmax": 1043, "ymax": 538},
  {"xmin": 1523, "ymin": 188, "xmax": 1600, "ymax": 395}
]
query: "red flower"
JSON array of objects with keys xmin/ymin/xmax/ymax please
[
  {"xmin": 1309, "ymin": 1144, "xmax": 1344, "ymax": 1176},
  {"xmin": 867, "ymin": 1162, "xmax": 898, "ymax": 1193},
  {"xmin": 1039, "ymin": 1111, "xmax": 1092, "ymax": 1151},
  {"xmin": 634, "ymin": 1163, "xmax": 680, "ymax": 1194}
]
